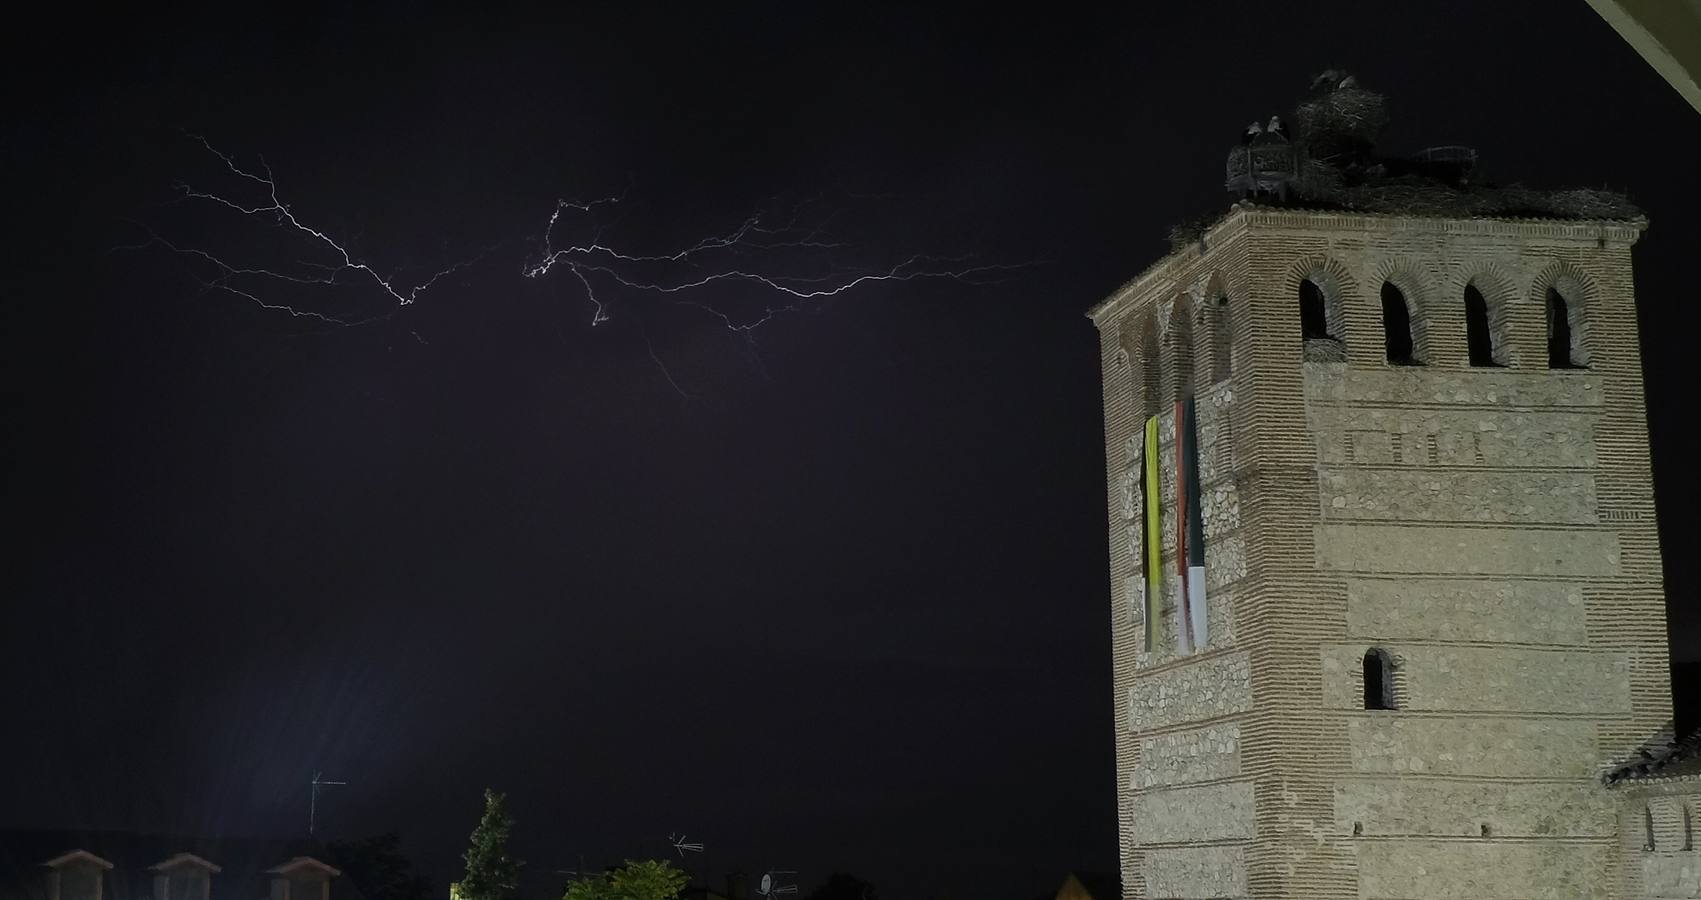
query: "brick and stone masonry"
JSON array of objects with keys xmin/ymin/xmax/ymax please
[{"xmin": 1088, "ymin": 203, "xmax": 1691, "ymax": 900}]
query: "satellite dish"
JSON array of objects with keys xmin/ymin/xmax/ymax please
[{"xmin": 757, "ymin": 871, "xmax": 797, "ymax": 898}]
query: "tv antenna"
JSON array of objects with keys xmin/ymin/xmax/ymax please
[
  {"xmin": 308, "ymin": 771, "xmax": 347, "ymax": 836},
  {"xmin": 757, "ymin": 871, "xmax": 798, "ymax": 899},
  {"xmin": 668, "ymin": 833, "xmax": 705, "ymax": 858},
  {"xmin": 554, "ymin": 850, "xmax": 591, "ymax": 881}
]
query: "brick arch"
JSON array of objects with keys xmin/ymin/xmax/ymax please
[
  {"xmin": 1457, "ymin": 262, "xmax": 1520, "ymax": 367},
  {"xmin": 1114, "ymin": 322, "xmax": 1134, "ymax": 416},
  {"xmin": 1369, "ymin": 257, "xmax": 1438, "ymax": 365},
  {"xmin": 1285, "ymin": 255, "xmax": 1354, "ymax": 359},
  {"xmin": 1140, "ymin": 311, "xmax": 1163, "ymax": 417},
  {"xmin": 1531, "ymin": 259, "xmax": 1599, "ymax": 367},
  {"xmin": 1167, "ymin": 292, "xmax": 1199, "ymax": 399},
  {"xmin": 1115, "ymin": 318, "xmax": 1137, "ymax": 368},
  {"xmin": 1201, "ymin": 271, "xmax": 1233, "ymax": 382},
  {"xmin": 1118, "ymin": 308, "xmax": 1164, "ymax": 420}
]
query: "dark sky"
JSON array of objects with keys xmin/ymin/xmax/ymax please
[{"xmin": 6, "ymin": 3, "xmax": 1700, "ymax": 899}]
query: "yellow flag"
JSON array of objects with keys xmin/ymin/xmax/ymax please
[{"xmin": 1142, "ymin": 415, "xmax": 1162, "ymax": 652}]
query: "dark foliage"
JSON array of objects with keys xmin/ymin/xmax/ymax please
[
  {"xmin": 803, "ymin": 873, "xmax": 875, "ymax": 900},
  {"xmin": 326, "ymin": 834, "xmax": 434, "ymax": 900}
]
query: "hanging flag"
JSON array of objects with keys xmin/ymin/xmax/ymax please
[
  {"xmin": 1173, "ymin": 401, "xmax": 1193, "ymax": 654},
  {"xmin": 1180, "ymin": 396, "xmax": 1208, "ymax": 651},
  {"xmin": 1141, "ymin": 415, "xmax": 1162, "ymax": 653}
]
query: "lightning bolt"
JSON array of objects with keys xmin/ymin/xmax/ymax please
[
  {"xmin": 130, "ymin": 136, "xmax": 483, "ymax": 327},
  {"xmin": 525, "ymin": 196, "xmax": 1022, "ymax": 334},
  {"xmin": 138, "ymin": 136, "xmax": 1026, "ymax": 394}
]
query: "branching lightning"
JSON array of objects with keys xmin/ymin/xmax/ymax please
[
  {"xmin": 525, "ymin": 195, "xmax": 1020, "ymax": 334},
  {"xmin": 133, "ymin": 136, "xmax": 482, "ymax": 327},
  {"xmin": 138, "ymin": 136, "xmax": 1025, "ymax": 394}
]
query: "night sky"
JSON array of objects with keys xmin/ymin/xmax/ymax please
[{"xmin": 6, "ymin": 3, "xmax": 1701, "ymax": 899}]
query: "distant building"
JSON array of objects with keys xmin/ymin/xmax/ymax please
[
  {"xmin": 1089, "ymin": 73, "xmax": 1696, "ymax": 899},
  {"xmin": 0, "ymin": 832, "xmax": 363, "ymax": 900}
]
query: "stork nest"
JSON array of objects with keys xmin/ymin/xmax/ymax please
[
  {"xmin": 1293, "ymin": 86, "xmax": 1390, "ymax": 144},
  {"xmin": 1295, "ymin": 176, "xmax": 1642, "ymax": 220},
  {"xmin": 1166, "ymin": 213, "xmax": 1225, "ymax": 252}
]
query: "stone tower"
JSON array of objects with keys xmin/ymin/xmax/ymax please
[{"xmin": 1089, "ymin": 75, "xmax": 1672, "ymax": 900}]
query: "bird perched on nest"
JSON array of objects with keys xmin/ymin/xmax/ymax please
[
  {"xmin": 1242, "ymin": 121, "xmax": 1263, "ymax": 145},
  {"xmin": 1309, "ymin": 69, "xmax": 1358, "ymax": 92},
  {"xmin": 1266, "ymin": 116, "xmax": 1286, "ymax": 140}
]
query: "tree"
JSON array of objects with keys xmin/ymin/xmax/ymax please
[
  {"xmin": 803, "ymin": 874, "xmax": 875, "ymax": 900},
  {"xmin": 561, "ymin": 860, "xmax": 687, "ymax": 900},
  {"xmin": 325, "ymin": 833, "xmax": 433, "ymax": 900},
  {"xmin": 456, "ymin": 789, "xmax": 524, "ymax": 900}
]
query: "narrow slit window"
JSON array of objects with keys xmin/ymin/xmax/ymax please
[
  {"xmin": 1464, "ymin": 285, "xmax": 1500, "ymax": 367},
  {"xmin": 1547, "ymin": 287, "xmax": 1582, "ymax": 368},
  {"xmin": 1300, "ymin": 279, "xmax": 1331, "ymax": 340},
  {"xmin": 1363, "ymin": 648, "xmax": 1394, "ymax": 710},
  {"xmin": 1211, "ymin": 294, "xmax": 1232, "ymax": 382},
  {"xmin": 1381, "ymin": 282, "xmax": 1417, "ymax": 365},
  {"xmin": 1646, "ymin": 805, "xmax": 1657, "ymax": 851},
  {"xmin": 1685, "ymin": 804, "xmax": 1693, "ymax": 851}
]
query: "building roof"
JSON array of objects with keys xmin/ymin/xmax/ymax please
[
  {"xmin": 40, "ymin": 852, "xmax": 114, "ymax": 872},
  {"xmin": 148, "ymin": 855, "xmax": 222, "ymax": 874},
  {"xmin": 1585, "ymin": 0, "xmax": 1701, "ymax": 115},
  {"xmin": 264, "ymin": 859, "xmax": 340, "ymax": 879},
  {"xmin": 0, "ymin": 831, "xmax": 368, "ymax": 900},
  {"xmin": 1238, "ymin": 181, "xmax": 1644, "ymax": 225}
]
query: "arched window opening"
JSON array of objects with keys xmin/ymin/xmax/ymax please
[
  {"xmin": 1547, "ymin": 287, "xmax": 1584, "ymax": 369},
  {"xmin": 1299, "ymin": 278, "xmax": 1331, "ymax": 340},
  {"xmin": 1210, "ymin": 294, "xmax": 1232, "ymax": 382},
  {"xmin": 1362, "ymin": 648, "xmax": 1395, "ymax": 710},
  {"xmin": 1380, "ymin": 282, "xmax": 1418, "ymax": 365},
  {"xmin": 1645, "ymin": 805, "xmax": 1657, "ymax": 851},
  {"xmin": 1464, "ymin": 285, "xmax": 1501, "ymax": 367}
]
